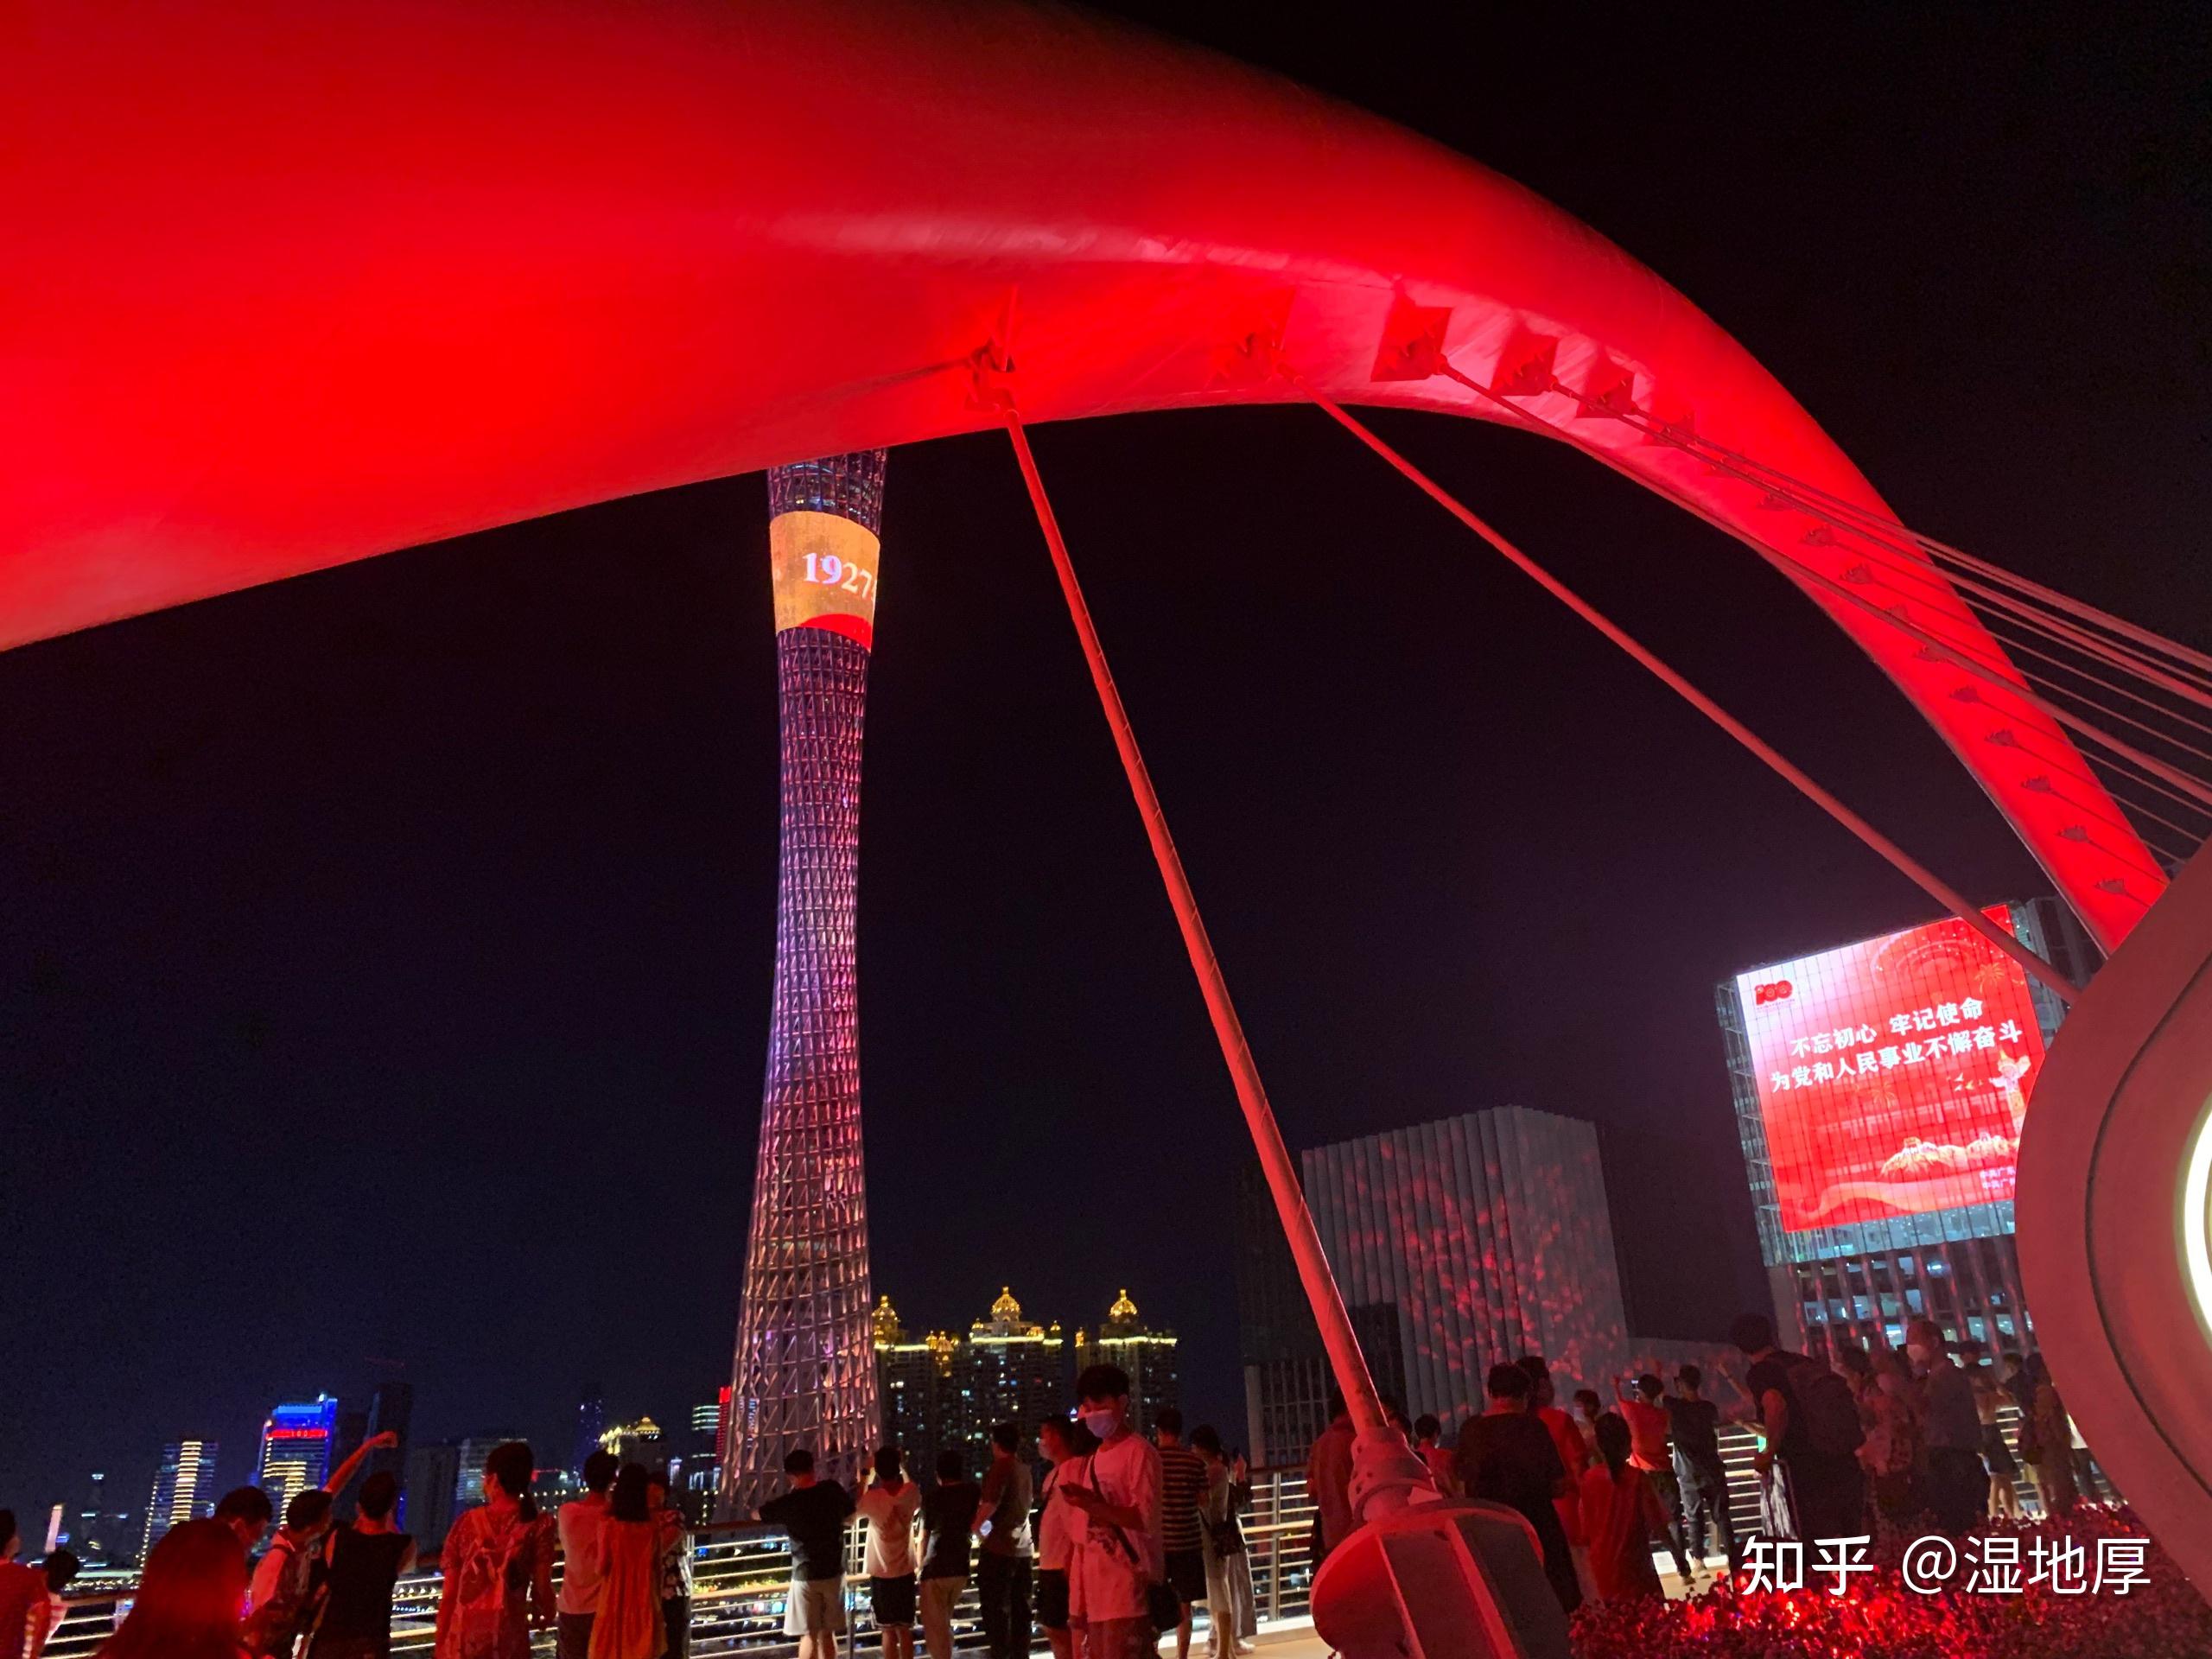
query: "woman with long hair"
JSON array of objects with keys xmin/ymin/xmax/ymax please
[
  {"xmin": 434, "ymin": 1442, "xmax": 555, "ymax": 1659},
  {"xmin": 587, "ymin": 1465, "xmax": 664, "ymax": 1659},
  {"xmin": 1841, "ymin": 1345, "xmax": 1921, "ymax": 1541},
  {"xmin": 645, "ymin": 1471, "xmax": 694, "ymax": 1659},
  {"xmin": 1189, "ymin": 1427, "xmax": 1255, "ymax": 1657},
  {"xmin": 100, "ymin": 1518, "xmax": 250, "ymax": 1659},
  {"xmin": 1577, "ymin": 1414, "xmax": 1664, "ymax": 1605}
]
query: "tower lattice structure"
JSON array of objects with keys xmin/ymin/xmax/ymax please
[{"xmin": 721, "ymin": 452, "xmax": 887, "ymax": 1514}]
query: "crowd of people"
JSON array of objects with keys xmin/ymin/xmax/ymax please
[
  {"xmin": 1304, "ymin": 1318, "xmax": 2101, "ymax": 1624},
  {"xmin": 11, "ymin": 1328, "xmax": 2101, "ymax": 1657},
  {"xmin": 28, "ymin": 1363, "xmax": 1253, "ymax": 1659},
  {"xmin": 752, "ymin": 1369, "xmax": 1258, "ymax": 1659}
]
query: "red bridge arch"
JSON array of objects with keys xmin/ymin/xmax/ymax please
[{"xmin": 6, "ymin": 0, "xmax": 2154, "ymax": 946}]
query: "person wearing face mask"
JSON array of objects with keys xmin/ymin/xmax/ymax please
[
  {"xmin": 1056, "ymin": 1366, "xmax": 1164, "ymax": 1659},
  {"xmin": 1908, "ymin": 1319, "xmax": 1986, "ymax": 1536}
]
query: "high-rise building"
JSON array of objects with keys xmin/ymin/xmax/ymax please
[
  {"xmin": 453, "ymin": 1436, "xmax": 520, "ymax": 1512},
  {"xmin": 532, "ymin": 1467, "xmax": 582, "ymax": 1518},
  {"xmin": 599, "ymin": 1418, "xmax": 664, "ymax": 1468},
  {"xmin": 1075, "ymin": 1290, "xmax": 1179, "ymax": 1439},
  {"xmin": 722, "ymin": 453, "xmax": 889, "ymax": 1514},
  {"xmin": 945, "ymin": 1288, "xmax": 1067, "ymax": 1469},
  {"xmin": 403, "ymin": 1441, "xmax": 460, "ymax": 1548},
  {"xmin": 572, "ymin": 1385, "xmax": 607, "ymax": 1478},
  {"xmin": 143, "ymin": 1440, "xmax": 219, "ymax": 1558},
  {"xmin": 674, "ymin": 1400, "xmax": 723, "ymax": 1521},
  {"xmin": 365, "ymin": 1379, "xmax": 413, "ymax": 1492},
  {"xmin": 257, "ymin": 1396, "xmax": 339, "ymax": 1523},
  {"xmin": 331, "ymin": 1405, "xmax": 370, "ymax": 1482},
  {"xmin": 1234, "ymin": 1164, "xmax": 1410, "ymax": 1466},
  {"xmin": 873, "ymin": 1288, "xmax": 1071, "ymax": 1476},
  {"xmin": 77, "ymin": 1471, "xmax": 105, "ymax": 1556},
  {"xmin": 1718, "ymin": 899, "xmax": 2090, "ymax": 1356},
  {"xmin": 1236, "ymin": 1108, "xmax": 1643, "ymax": 1463},
  {"xmin": 874, "ymin": 1295, "xmax": 957, "ymax": 1481}
]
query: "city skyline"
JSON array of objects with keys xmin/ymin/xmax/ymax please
[
  {"xmin": 16, "ymin": 1274, "xmax": 1192, "ymax": 1560},
  {"xmin": 4, "ymin": 3, "xmax": 2202, "ymax": 1542}
]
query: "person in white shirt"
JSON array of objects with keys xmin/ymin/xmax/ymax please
[
  {"xmin": 855, "ymin": 1446, "xmax": 923, "ymax": 1659},
  {"xmin": 556, "ymin": 1450, "xmax": 621, "ymax": 1659},
  {"xmin": 1057, "ymin": 1365, "xmax": 1163, "ymax": 1659}
]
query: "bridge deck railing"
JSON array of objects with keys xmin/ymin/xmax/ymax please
[{"xmin": 48, "ymin": 1469, "xmax": 1318, "ymax": 1658}]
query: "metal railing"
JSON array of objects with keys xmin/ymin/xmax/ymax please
[{"xmin": 49, "ymin": 1471, "xmax": 1318, "ymax": 1658}]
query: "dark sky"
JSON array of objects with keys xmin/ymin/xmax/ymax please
[{"xmin": 3, "ymin": 6, "xmax": 2205, "ymax": 1528}]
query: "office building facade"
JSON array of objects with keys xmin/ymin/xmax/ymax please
[
  {"xmin": 403, "ymin": 1441, "xmax": 461, "ymax": 1548},
  {"xmin": 1235, "ymin": 1162, "xmax": 1410, "ymax": 1465},
  {"xmin": 600, "ymin": 1417, "xmax": 664, "ymax": 1467},
  {"xmin": 1237, "ymin": 1107, "xmax": 1637, "ymax": 1463},
  {"xmin": 1719, "ymin": 899, "xmax": 2090, "ymax": 1357},
  {"xmin": 1074, "ymin": 1290, "xmax": 1179, "ymax": 1439},
  {"xmin": 453, "ymin": 1435, "xmax": 519, "ymax": 1511},
  {"xmin": 874, "ymin": 1296, "xmax": 957, "ymax": 1479},
  {"xmin": 143, "ymin": 1439, "xmax": 219, "ymax": 1558},
  {"xmin": 257, "ymin": 1396, "xmax": 339, "ymax": 1524},
  {"xmin": 949, "ymin": 1288, "xmax": 1067, "ymax": 1468}
]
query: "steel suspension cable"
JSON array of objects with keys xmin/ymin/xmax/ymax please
[
  {"xmin": 1288, "ymin": 372, "xmax": 2080, "ymax": 1003},
  {"xmin": 1568, "ymin": 394, "xmax": 2212, "ymax": 693},
  {"xmin": 1432, "ymin": 360, "xmax": 2212, "ymax": 816},
  {"xmin": 1824, "ymin": 531, "xmax": 2212, "ymax": 714},
  {"xmin": 994, "ymin": 397, "xmax": 1389, "ymax": 1435}
]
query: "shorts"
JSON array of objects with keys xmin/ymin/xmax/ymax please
[
  {"xmin": 1086, "ymin": 1617, "xmax": 1154, "ymax": 1659},
  {"xmin": 870, "ymin": 1573, "xmax": 918, "ymax": 1627},
  {"xmin": 1035, "ymin": 1567, "xmax": 1070, "ymax": 1630},
  {"xmin": 1164, "ymin": 1548, "xmax": 1207, "ymax": 1605},
  {"xmin": 785, "ymin": 1576, "xmax": 847, "ymax": 1637},
  {"xmin": 556, "ymin": 1612, "xmax": 595, "ymax": 1659}
]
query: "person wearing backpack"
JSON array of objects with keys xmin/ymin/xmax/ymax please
[{"xmin": 1727, "ymin": 1313, "xmax": 1865, "ymax": 1542}]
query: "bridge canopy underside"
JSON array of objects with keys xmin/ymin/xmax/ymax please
[{"xmin": 6, "ymin": 2, "xmax": 2154, "ymax": 940}]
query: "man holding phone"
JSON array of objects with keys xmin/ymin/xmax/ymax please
[{"xmin": 1056, "ymin": 1365, "xmax": 1163, "ymax": 1659}]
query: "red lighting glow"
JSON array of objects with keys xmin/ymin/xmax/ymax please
[
  {"xmin": 3, "ymin": 0, "xmax": 2158, "ymax": 952},
  {"xmin": 1734, "ymin": 912, "xmax": 2050, "ymax": 1230}
]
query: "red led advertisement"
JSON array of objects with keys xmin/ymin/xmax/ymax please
[{"xmin": 1734, "ymin": 912, "xmax": 2048, "ymax": 1230}]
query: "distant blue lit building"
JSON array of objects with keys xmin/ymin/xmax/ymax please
[{"xmin": 257, "ymin": 1396, "xmax": 339, "ymax": 1522}]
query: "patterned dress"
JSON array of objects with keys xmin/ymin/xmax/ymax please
[{"xmin": 435, "ymin": 1506, "xmax": 555, "ymax": 1659}]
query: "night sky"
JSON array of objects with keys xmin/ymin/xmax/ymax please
[{"xmin": 3, "ymin": 6, "xmax": 2205, "ymax": 1530}]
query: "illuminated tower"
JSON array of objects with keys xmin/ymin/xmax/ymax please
[{"xmin": 722, "ymin": 452, "xmax": 887, "ymax": 1513}]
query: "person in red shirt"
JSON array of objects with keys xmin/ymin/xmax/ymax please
[
  {"xmin": 1614, "ymin": 1375, "xmax": 1694, "ymax": 1586},
  {"xmin": 0, "ymin": 1512, "xmax": 45, "ymax": 1659},
  {"xmin": 1579, "ymin": 1415, "xmax": 1666, "ymax": 1605}
]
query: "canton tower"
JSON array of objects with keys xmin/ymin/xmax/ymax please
[{"xmin": 721, "ymin": 452, "xmax": 887, "ymax": 1514}]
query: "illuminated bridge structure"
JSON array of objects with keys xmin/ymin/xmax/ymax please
[{"xmin": 14, "ymin": 0, "xmax": 2212, "ymax": 1597}]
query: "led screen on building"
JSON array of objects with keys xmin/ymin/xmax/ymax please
[{"xmin": 1733, "ymin": 911, "xmax": 2048, "ymax": 1232}]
